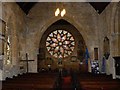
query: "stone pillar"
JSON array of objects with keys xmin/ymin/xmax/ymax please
[
  {"xmin": 88, "ymin": 58, "xmax": 92, "ymax": 72},
  {"xmin": 112, "ymin": 58, "xmax": 116, "ymax": 79},
  {"xmin": 113, "ymin": 56, "xmax": 120, "ymax": 79},
  {"xmin": 118, "ymin": 4, "xmax": 120, "ymax": 56},
  {"xmin": 106, "ymin": 60, "xmax": 109, "ymax": 75}
]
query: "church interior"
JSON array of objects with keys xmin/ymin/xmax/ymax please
[{"xmin": 0, "ymin": 1, "xmax": 120, "ymax": 90}]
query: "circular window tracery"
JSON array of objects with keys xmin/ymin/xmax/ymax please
[{"xmin": 46, "ymin": 30, "xmax": 75, "ymax": 58}]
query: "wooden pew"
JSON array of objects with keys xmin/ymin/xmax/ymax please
[
  {"xmin": 77, "ymin": 73, "xmax": 120, "ymax": 90},
  {"xmin": 2, "ymin": 73, "xmax": 59, "ymax": 90}
]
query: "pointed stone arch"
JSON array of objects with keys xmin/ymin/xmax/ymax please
[
  {"xmin": 37, "ymin": 18, "xmax": 88, "ymax": 72},
  {"xmin": 103, "ymin": 37, "xmax": 110, "ymax": 59},
  {"xmin": 38, "ymin": 16, "xmax": 89, "ymax": 52}
]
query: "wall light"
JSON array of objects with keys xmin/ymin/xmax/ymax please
[
  {"xmin": 55, "ymin": 8, "xmax": 66, "ymax": 17},
  {"xmin": 55, "ymin": 8, "xmax": 60, "ymax": 16},
  {"xmin": 61, "ymin": 9, "xmax": 66, "ymax": 17}
]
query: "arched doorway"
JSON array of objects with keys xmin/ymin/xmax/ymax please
[{"xmin": 37, "ymin": 19, "xmax": 87, "ymax": 73}]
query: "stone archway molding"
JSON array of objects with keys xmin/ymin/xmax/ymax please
[{"xmin": 38, "ymin": 15, "xmax": 89, "ymax": 52}]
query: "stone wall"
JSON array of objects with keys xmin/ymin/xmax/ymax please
[
  {"xmin": 27, "ymin": 2, "xmax": 98, "ymax": 72},
  {"xmin": 27, "ymin": 2, "xmax": 120, "ymax": 78},
  {"xmin": 1, "ymin": 2, "xmax": 119, "ymax": 80},
  {"xmin": 38, "ymin": 23, "xmax": 86, "ymax": 72},
  {"xmin": 118, "ymin": 2, "xmax": 120, "ymax": 56},
  {"xmin": 98, "ymin": 2, "xmax": 120, "ymax": 78},
  {"xmin": 1, "ymin": 2, "xmax": 27, "ymax": 80}
]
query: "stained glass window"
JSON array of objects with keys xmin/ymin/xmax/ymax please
[
  {"xmin": 5, "ymin": 24, "xmax": 11, "ymax": 65},
  {"xmin": 46, "ymin": 30, "xmax": 75, "ymax": 58}
]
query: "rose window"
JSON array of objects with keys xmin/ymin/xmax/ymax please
[{"xmin": 46, "ymin": 30, "xmax": 75, "ymax": 58}]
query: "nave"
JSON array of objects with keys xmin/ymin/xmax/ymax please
[{"xmin": 2, "ymin": 70, "xmax": 120, "ymax": 90}]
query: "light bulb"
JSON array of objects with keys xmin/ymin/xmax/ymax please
[
  {"xmin": 55, "ymin": 8, "xmax": 60, "ymax": 16},
  {"xmin": 61, "ymin": 9, "xmax": 66, "ymax": 17}
]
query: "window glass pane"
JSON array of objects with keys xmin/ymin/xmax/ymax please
[
  {"xmin": 53, "ymin": 30, "xmax": 57, "ymax": 34},
  {"xmin": 49, "ymin": 33, "xmax": 53, "ymax": 37},
  {"xmin": 58, "ymin": 30, "xmax": 62, "ymax": 34},
  {"xmin": 46, "ymin": 42, "xmax": 49, "ymax": 46},
  {"xmin": 46, "ymin": 30, "xmax": 75, "ymax": 58},
  {"xmin": 47, "ymin": 37, "xmax": 51, "ymax": 41},
  {"xmin": 67, "ymin": 33, "xmax": 71, "ymax": 37},
  {"xmin": 47, "ymin": 47, "xmax": 50, "ymax": 51},
  {"xmin": 70, "ymin": 37, "xmax": 74, "ymax": 41}
]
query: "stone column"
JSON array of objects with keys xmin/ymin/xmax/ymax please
[{"xmin": 118, "ymin": 4, "xmax": 120, "ymax": 56}]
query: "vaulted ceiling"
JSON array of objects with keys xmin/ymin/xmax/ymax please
[{"xmin": 16, "ymin": 2, "xmax": 110, "ymax": 15}]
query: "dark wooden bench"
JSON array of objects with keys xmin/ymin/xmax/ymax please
[
  {"xmin": 77, "ymin": 73, "xmax": 120, "ymax": 90},
  {"xmin": 2, "ymin": 73, "xmax": 59, "ymax": 90}
]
